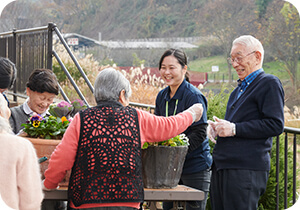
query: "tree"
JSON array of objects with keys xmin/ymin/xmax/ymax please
[
  {"xmin": 263, "ymin": 0, "xmax": 300, "ymax": 92},
  {"xmin": 197, "ymin": 0, "xmax": 257, "ymax": 82},
  {"xmin": 132, "ymin": 52, "xmax": 145, "ymax": 67},
  {"xmin": 280, "ymin": 2, "xmax": 300, "ymax": 91},
  {"xmin": 256, "ymin": 0, "xmax": 273, "ymax": 19},
  {"xmin": 0, "ymin": 0, "xmax": 46, "ymax": 32}
]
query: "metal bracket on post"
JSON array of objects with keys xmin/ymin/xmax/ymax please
[
  {"xmin": 52, "ymin": 50, "xmax": 90, "ymax": 108},
  {"xmin": 12, "ymin": 28, "xmax": 17, "ymax": 103},
  {"xmin": 47, "ymin": 23, "xmax": 55, "ymax": 70},
  {"xmin": 52, "ymin": 25, "xmax": 94, "ymax": 94}
]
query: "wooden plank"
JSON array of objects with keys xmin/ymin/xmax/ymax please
[
  {"xmin": 144, "ymin": 185, "xmax": 204, "ymax": 201},
  {"xmin": 44, "ymin": 185, "xmax": 204, "ymax": 201}
]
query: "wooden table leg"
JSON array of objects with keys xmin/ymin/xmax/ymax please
[
  {"xmin": 148, "ymin": 201, "xmax": 161, "ymax": 210},
  {"xmin": 170, "ymin": 201, "xmax": 186, "ymax": 210}
]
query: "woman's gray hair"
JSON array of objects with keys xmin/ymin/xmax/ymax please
[
  {"xmin": 0, "ymin": 94, "xmax": 12, "ymax": 133},
  {"xmin": 232, "ymin": 35, "xmax": 264, "ymax": 65},
  {"xmin": 94, "ymin": 68, "xmax": 132, "ymax": 103}
]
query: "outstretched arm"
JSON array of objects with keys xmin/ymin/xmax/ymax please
[{"xmin": 138, "ymin": 103, "xmax": 203, "ymax": 146}]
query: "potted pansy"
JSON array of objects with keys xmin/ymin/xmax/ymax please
[
  {"xmin": 22, "ymin": 113, "xmax": 72, "ymax": 187},
  {"xmin": 142, "ymin": 134, "xmax": 189, "ymax": 189},
  {"xmin": 22, "ymin": 100, "xmax": 75, "ymax": 187},
  {"xmin": 22, "ymin": 114, "xmax": 70, "ymax": 139}
]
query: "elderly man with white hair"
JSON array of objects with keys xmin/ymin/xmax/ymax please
[{"xmin": 208, "ymin": 35, "xmax": 285, "ymax": 210}]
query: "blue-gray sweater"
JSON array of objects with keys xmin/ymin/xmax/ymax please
[{"xmin": 213, "ymin": 71, "xmax": 284, "ymax": 171}]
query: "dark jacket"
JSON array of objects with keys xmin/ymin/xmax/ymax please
[{"xmin": 213, "ymin": 71, "xmax": 284, "ymax": 171}]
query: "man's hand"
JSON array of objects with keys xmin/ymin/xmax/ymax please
[
  {"xmin": 214, "ymin": 116, "xmax": 235, "ymax": 137},
  {"xmin": 207, "ymin": 120, "xmax": 217, "ymax": 144}
]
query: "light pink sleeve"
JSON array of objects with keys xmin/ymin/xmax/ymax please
[
  {"xmin": 44, "ymin": 114, "xmax": 81, "ymax": 189},
  {"xmin": 136, "ymin": 109, "xmax": 193, "ymax": 147},
  {"xmin": 17, "ymin": 138, "xmax": 44, "ymax": 210}
]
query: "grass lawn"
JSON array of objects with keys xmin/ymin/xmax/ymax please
[
  {"xmin": 188, "ymin": 55, "xmax": 293, "ymax": 81},
  {"xmin": 190, "ymin": 55, "xmax": 300, "ymax": 109}
]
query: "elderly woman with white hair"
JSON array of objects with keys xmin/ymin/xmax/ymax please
[
  {"xmin": 43, "ymin": 68, "xmax": 204, "ymax": 210},
  {"xmin": 0, "ymin": 94, "xmax": 43, "ymax": 210}
]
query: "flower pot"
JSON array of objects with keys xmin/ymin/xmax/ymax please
[
  {"xmin": 26, "ymin": 138, "xmax": 71, "ymax": 187},
  {"xmin": 142, "ymin": 145, "xmax": 188, "ymax": 189}
]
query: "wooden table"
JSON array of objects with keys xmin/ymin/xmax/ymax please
[{"xmin": 44, "ymin": 185, "xmax": 204, "ymax": 210}]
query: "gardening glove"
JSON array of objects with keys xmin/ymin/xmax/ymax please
[
  {"xmin": 214, "ymin": 116, "xmax": 236, "ymax": 137},
  {"xmin": 207, "ymin": 120, "xmax": 217, "ymax": 144},
  {"xmin": 185, "ymin": 103, "xmax": 203, "ymax": 123}
]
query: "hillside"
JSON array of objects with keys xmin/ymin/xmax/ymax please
[{"xmin": 0, "ymin": 0, "xmax": 208, "ymax": 40}]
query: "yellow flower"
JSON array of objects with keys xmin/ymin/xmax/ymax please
[{"xmin": 32, "ymin": 120, "xmax": 40, "ymax": 128}]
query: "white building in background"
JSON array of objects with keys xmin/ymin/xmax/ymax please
[{"xmin": 55, "ymin": 33, "xmax": 200, "ymax": 66}]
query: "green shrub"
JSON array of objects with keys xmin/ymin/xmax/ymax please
[
  {"xmin": 258, "ymin": 134, "xmax": 299, "ymax": 209},
  {"xmin": 205, "ymin": 85, "xmax": 230, "ymax": 210},
  {"xmin": 206, "ymin": 85, "xmax": 231, "ymax": 121},
  {"xmin": 52, "ymin": 44, "xmax": 99, "ymax": 105},
  {"xmin": 206, "ymin": 85, "xmax": 232, "ymax": 153},
  {"xmin": 53, "ymin": 60, "xmax": 82, "ymax": 83},
  {"xmin": 52, "ymin": 44, "xmax": 99, "ymax": 85}
]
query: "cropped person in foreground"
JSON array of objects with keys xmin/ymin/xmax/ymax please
[
  {"xmin": 0, "ymin": 93, "xmax": 43, "ymax": 210},
  {"xmin": 208, "ymin": 35, "xmax": 285, "ymax": 210},
  {"xmin": 43, "ymin": 68, "xmax": 204, "ymax": 210}
]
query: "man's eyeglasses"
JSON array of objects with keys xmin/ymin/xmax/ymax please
[{"xmin": 228, "ymin": 51, "xmax": 256, "ymax": 65}]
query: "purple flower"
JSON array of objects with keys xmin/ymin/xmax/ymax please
[
  {"xmin": 49, "ymin": 101, "xmax": 73, "ymax": 118},
  {"xmin": 70, "ymin": 99, "xmax": 87, "ymax": 117},
  {"xmin": 30, "ymin": 114, "xmax": 45, "ymax": 123},
  {"xmin": 30, "ymin": 114, "xmax": 46, "ymax": 126},
  {"xmin": 57, "ymin": 101, "xmax": 72, "ymax": 108},
  {"xmin": 71, "ymin": 99, "xmax": 85, "ymax": 107}
]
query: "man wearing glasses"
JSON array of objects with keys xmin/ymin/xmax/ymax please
[{"xmin": 207, "ymin": 35, "xmax": 284, "ymax": 210}]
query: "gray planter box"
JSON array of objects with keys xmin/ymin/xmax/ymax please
[{"xmin": 142, "ymin": 146, "xmax": 188, "ymax": 189}]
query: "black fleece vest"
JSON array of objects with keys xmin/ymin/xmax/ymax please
[{"xmin": 68, "ymin": 103, "xmax": 144, "ymax": 207}]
